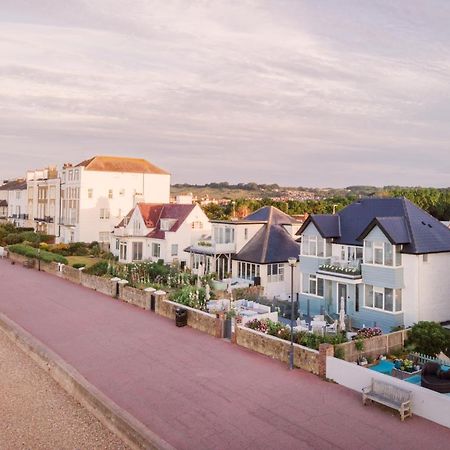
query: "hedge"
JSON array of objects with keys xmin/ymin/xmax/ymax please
[{"xmin": 8, "ymin": 244, "xmax": 68, "ymax": 264}]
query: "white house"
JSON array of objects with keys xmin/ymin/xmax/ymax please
[
  {"xmin": 187, "ymin": 206, "xmax": 302, "ymax": 300},
  {"xmin": 297, "ymin": 198, "xmax": 450, "ymax": 332},
  {"xmin": 0, "ymin": 179, "xmax": 28, "ymax": 227},
  {"xmin": 111, "ymin": 200, "xmax": 211, "ymax": 268},
  {"xmin": 59, "ymin": 155, "xmax": 170, "ymax": 243}
]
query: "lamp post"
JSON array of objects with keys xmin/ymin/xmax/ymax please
[
  {"xmin": 37, "ymin": 221, "xmax": 42, "ymax": 271},
  {"xmin": 288, "ymin": 257, "xmax": 297, "ymax": 370}
]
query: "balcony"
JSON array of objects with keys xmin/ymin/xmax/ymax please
[
  {"xmin": 317, "ymin": 258, "xmax": 362, "ymax": 280},
  {"xmin": 189, "ymin": 240, "xmax": 236, "ymax": 255},
  {"xmin": 34, "ymin": 216, "xmax": 54, "ymax": 223}
]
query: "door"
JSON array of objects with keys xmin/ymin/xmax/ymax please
[{"xmin": 337, "ymin": 283, "xmax": 347, "ymax": 313}]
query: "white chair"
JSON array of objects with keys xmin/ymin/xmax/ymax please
[{"xmin": 326, "ymin": 320, "xmax": 338, "ymax": 333}]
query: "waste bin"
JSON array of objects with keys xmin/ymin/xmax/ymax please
[{"xmin": 175, "ymin": 307, "xmax": 188, "ymax": 327}]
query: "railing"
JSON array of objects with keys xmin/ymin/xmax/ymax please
[
  {"xmin": 410, "ymin": 352, "xmax": 449, "ymax": 367},
  {"xmin": 318, "ymin": 258, "xmax": 362, "ymax": 277}
]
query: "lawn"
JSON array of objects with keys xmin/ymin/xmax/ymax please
[{"xmin": 66, "ymin": 256, "xmax": 103, "ymax": 268}]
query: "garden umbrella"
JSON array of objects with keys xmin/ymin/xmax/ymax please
[
  {"xmin": 339, "ymin": 297, "xmax": 346, "ymax": 332},
  {"xmin": 205, "ymin": 283, "xmax": 211, "ymax": 301}
]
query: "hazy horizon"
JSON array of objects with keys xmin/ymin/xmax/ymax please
[{"xmin": 1, "ymin": 1, "xmax": 450, "ymax": 187}]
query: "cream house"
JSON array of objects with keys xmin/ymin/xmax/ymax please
[
  {"xmin": 59, "ymin": 156, "xmax": 170, "ymax": 243},
  {"xmin": 111, "ymin": 201, "xmax": 210, "ymax": 267},
  {"xmin": 0, "ymin": 179, "xmax": 28, "ymax": 227},
  {"xmin": 187, "ymin": 206, "xmax": 302, "ymax": 300}
]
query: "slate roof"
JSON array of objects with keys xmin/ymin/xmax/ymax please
[
  {"xmin": 297, "ymin": 198, "xmax": 450, "ymax": 254},
  {"xmin": 0, "ymin": 179, "xmax": 27, "ymax": 191},
  {"xmin": 76, "ymin": 156, "xmax": 168, "ymax": 175},
  {"xmin": 117, "ymin": 203, "xmax": 195, "ymax": 240},
  {"xmin": 234, "ymin": 206, "xmax": 300, "ymax": 264}
]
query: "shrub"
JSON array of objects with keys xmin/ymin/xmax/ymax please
[
  {"xmin": 72, "ymin": 263, "xmax": 86, "ymax": 269},
  {"xmin": 4, "ymin": 233, "xmax": 23, "ymax": 245},
  {"xmin": 334, "ymin": 346, "xmax": 345, "ymax": 360},
  {"xmin": 408, "ymin": 321, "xmax": 450, "ymax": 357},
  {"xmin": 169, "ymin": 285, "xmax": 207, "ymax": 311},
  {"xmin": 8, "ymin": 244, "xmax": 68, "ymax": 264},
  {"xmin": 84, "ymin": 261, "xmax": 109, "ymax": 276}
]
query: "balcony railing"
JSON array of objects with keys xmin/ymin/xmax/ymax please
[
  {"xmin": 34, "ymin": 216, "xmax": 54, "ymax": 223},
  {"xmin": 317, "ymin": 258, "xmax": 362, "ymax": 278}
]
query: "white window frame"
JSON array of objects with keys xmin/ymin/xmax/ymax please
[
  {"xmin": 171, "ymin": 244, "xmax": 178, "ymax": 256},
  {"xmin": 132, "ymin": 242, "xmax": 143, "ymax": 261},
  {"xmin": 152, "ymin": 243, "xmax": 161, "ymax": 258},
  {"xmin": 267, "ymin": 263, "xmax": 284, "ymax": 282},
  {"xmin": 237, "ymin": 262, "xmax": 260, "ymax": 281},
  {"xmin": 364, "ymin": 284, "xmax": 403, "ymax": 313},
  {"xmin": 301, "ymin": 273, "xmax": 324, "ymax": 297}
]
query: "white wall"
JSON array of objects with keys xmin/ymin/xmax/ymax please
[
  {"xmin": 326, "ymin": 356, "xmax": 450, "ymax": 429},
  {"xmin": 402, "ymin": 254, "xmax": 420, "ymax": 326}
]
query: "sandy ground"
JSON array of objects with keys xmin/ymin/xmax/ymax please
[{"xmin": 0, "ymin": 330, "xmax": 128, "ymax": 450}]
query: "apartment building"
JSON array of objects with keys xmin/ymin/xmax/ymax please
[
  {"xmin": 59, "ymin": 156, "xmax": 170, "ymax": 243},
  {"xmin": 296, "ymin": 198, "xmax": 450, "ymax": 332},
  {"xmin": 0, "ymin": 179, "xmax": 28, "ymax": 227},
  {"xmin": 26, "ymin": 167, "xmax": 61, "ymax": 236}
]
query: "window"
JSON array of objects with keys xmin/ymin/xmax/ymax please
[
  {"xmin": 302, "ymin": 274, "xmax": 324, "ymax": 297},
  {"xmin": 100, "ymin": 208, "xmax": 110, "ymax": 219},
  {"xmin": 152, "ymin": 243, "xmax": 161, "ymax": 258},
  {"xmin": 119, "ymin": 242, "xmax": 127, "ymax": 260},
  {"xmin": 364, "ymin": 240, "xmax": 395, "ymax": 266},
  {"xmin": 108, "ymin": 189, "xmax": 113, "ymax": 199},
  {"xmin": 267, "ymin": 263, "xmax": 284, "ymax": 282},
  {"xmin": 301, "ymin": 235, "xmax": 324, "ymax": 257},
  {"xmin": 364, "ymin": 284, "xmax": 402, "ymax": 312},
  {"xmin": 192, "ymin": 221, "xmax": 204, "ymax": 229},
  {"xmin": 213, "ymin": 226, "xmax": 235, "ymax": 244},
  {"xmin": 132, "ymin": 242, "xmax": 143, "ymax": 261},
  {"xmin": 68, "ymin": 170, "xmax": 73, "ymax": 181},
  {"xmin": 99, "ymin": 232, "xmax": 110, "ymax": 242},
  {"xmin": 119, "ymin": 189, "xmax": 125, "ymax": 196},
  {"xmin": 237, "ymin": 262, "xmax": 260, "ymax": 280},
  {"xmin": 88, "ymin": 189, "xmax": 93, "ymax": 199},
  {"xmin": 74, "ymin": 169, "xmax": 79, "ymax": 180},
  {"xmin": 115, "ymin": 239, "xmax": 119, "ymax": 250},
  {"xmin": 171, "ymin": 244, "xmax": 178, "ymax": 256},
  {"xmin": 423, "ymin": 254, "xmax": 428, "ymax": 263}
]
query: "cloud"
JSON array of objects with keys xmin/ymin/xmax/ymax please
[{"xmin": 0, "ymin": 0, "xmax": 449, "ymax": 186}]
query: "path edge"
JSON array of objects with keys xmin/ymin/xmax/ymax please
[{"xmin": 0, "ymin": 312, "xmax": 174, "ymax": 450}]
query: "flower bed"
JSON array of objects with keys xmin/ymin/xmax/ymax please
[{"xmin": 355, "ymin": 327, "xmax": 383, "ymax": 339}]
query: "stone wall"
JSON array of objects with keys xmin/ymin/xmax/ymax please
[
  {"xmin": 335, "ymin": 329, "xmax": 409, "ymax": 362},
  {"xmin": 157, "ymin": 299, "xmax": 220, "ymax": 338},
  {"xmin": 59, "ymin": 265, "xmax": 82, "ymax": 284},
  {"xmin": 80, "ymin": 273, "xmax": 117, "ymax": 297},
  {"xmin": 118, "ymin": 285, "xmax": 151, "ymax": 310},
  {"xmin": 8, "ymin": 252, "xmax": 34, "ymax": 267},
  {"xmin": 236, "ymin": 326, "xmax": 320, "ymax": 375}
]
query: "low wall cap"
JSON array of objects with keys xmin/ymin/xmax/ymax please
[
  {"xmin": 110, "ymin": 277, "xmax": 121, "ymax": 282},
  {"xmin": 154, "ymin": 290, "xmax": 166, "ymax": 295},
  {"xmin": 144, "ymin": 287, "xmax": 156, "ymax": 292}
]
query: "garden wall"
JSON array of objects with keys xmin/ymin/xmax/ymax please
[
  {"xmin": 8, "ymin": 252, "xmax": 34, "ymax": 266},
  {"xmin": 335, "ymin": 329, "xmax": 409, "ymax": 362},
  {"xmin": 236, "ymin": 325, "xmax": 320, "ymax": 375},
  {"xmin": 59, "ymin": 265, "xmax": 82, "ymax": 284},
  {"xmin": 80, "ymin": 273, "xmax": 117, "ymax": 297},
  {"xmin": 157, "ymin": 299, "xmax": 220, "ymax": 338},
  {"xmin": 118, "ymin": 285, "xmax": 151, "ymax": 310}
]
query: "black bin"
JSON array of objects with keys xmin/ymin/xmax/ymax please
[{"xmin": 175, "ymin": 307, "xmax": 188, "ymax": 327}]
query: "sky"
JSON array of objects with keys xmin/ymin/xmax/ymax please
[{"xmin": 1, "ymin": 0, "xmax": 450, "ymax": 187}]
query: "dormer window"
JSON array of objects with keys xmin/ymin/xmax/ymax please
[
  {"xmin": 364, "ymin": 241, "xmax": 398, "ymax": 266},
  {"xmin": 161, "ymin": 219, "xmax": 176, "ymax": 231}
]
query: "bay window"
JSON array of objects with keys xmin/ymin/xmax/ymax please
[{"xmin": 237, "ymin": 262, "xmax": 260, "ymax": 281}]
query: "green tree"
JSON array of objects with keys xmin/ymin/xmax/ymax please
[{"xmin": 408, "ymin": 322, "xmax": 450, "ymax": 357}]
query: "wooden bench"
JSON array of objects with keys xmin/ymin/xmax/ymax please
[{"xmin": 362, "ymin": 378, "xmax": 412, "ymax": 421}]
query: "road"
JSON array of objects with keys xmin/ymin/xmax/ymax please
[{"xmin": 0, "ymin": 259, "xmax": 449, "ymax": 449}]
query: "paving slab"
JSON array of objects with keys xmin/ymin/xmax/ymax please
[{"xmin": 0, "ymin": 259, "xmax": 449, "ymax": 449}]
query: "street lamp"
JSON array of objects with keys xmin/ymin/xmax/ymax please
[
  {"xmin": 37, "ymin": 221, "xmax": 42, "ymax": 271},
  {"xmin": 288, "ymin": 257, "xmax": 297, "ymax": 370}
]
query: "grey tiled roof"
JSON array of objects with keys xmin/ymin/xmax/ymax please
[
  {"xmin": 234, "ymin": 206, "xmax": 299, "ymax": 264},
  {"xmin": 298, "ymin": 198, "xmax": 450, "ymax": 254}
]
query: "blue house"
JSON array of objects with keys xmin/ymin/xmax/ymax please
[{"xmin": 296, "ymin": 198, "xmax": 450, "ymax": 332}]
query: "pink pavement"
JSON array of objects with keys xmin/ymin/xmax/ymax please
[{"xmin": 0, "ymin": 259, "xmax": 449, "ymax": 450}]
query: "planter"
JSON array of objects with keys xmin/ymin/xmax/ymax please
[{"xmin": 392, "ymin": 367, "xmax": 421, "ymax": 380}]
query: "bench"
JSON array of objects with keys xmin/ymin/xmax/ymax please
[{"xmin": 362, "ymin": 378, "xmax": 412, "ymax": 421}]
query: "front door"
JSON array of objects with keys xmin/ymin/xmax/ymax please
[{"xmin": 337, "ymin": 283, "xmax": 347, "ymax": 313}]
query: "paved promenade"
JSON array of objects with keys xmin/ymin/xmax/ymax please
[{"xmin": 0, "ymin": 259, "xmax": 449, "ymax": 449}]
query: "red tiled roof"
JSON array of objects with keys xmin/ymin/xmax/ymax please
[
  {"xmin": 116, "ymin": 203, "xmax": 196, "ymax": 238},
  {"xmin": 76, "ymin": 156, "xmax": 169, "ymax": 175}
]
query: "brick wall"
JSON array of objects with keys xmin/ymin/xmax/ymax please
[{"xmin": 236, "ymin": 326, "xmax": 320, "ymax": 375}]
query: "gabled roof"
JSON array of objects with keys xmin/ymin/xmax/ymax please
[
  {"xmin": 0, "ymin": 179, "xmax": 26, "ymax": 191},
  {"xmin": 297, "ymin": 214, "xmax": 340, "ymax": 238},
  {"xmin": 234, "ymin": 206, "xmax": 299, "ymax": 264},
  {"xmin": 297, "ymin": 198, "xmax": 450, "ymax": 254},
  {"xmin": 76, "ymin": 156, "xmax": 168, "ymax": 175},
  {"xmin": 358, "ymin": 217, "xmax": 411, "ymax": 245},
  {"xmin": 117, "ymin": 203, "xmax": 196, "ymax": 239}
]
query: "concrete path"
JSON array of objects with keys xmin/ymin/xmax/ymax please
[{"xmin": 0, "ymin": 259, "xmax": 449, "ymax": 450}]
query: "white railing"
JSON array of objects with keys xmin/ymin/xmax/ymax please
[{"xmin": 326, "ymin": 356, "xmax": 450, "ymax": 428}]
